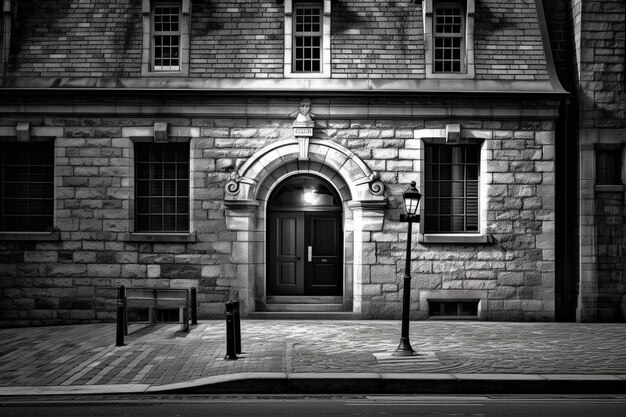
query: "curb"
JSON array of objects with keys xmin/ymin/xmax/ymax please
[{"xmin": 1, "ymin": 373, "xmax": 625, "ymax": 396}]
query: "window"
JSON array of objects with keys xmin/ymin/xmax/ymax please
[
  {"xmin": 294, "ymin": 4, "xmax": 322, "ymax": 73},
  {"xmin": 268, "ymin": 176, "xmax": 340, "ymax": 208},
  {"xmin": 429, "ymin": 300, "xmax": 479, "ymax": 318},
  {"xmin": 135, "ymin": 143, "xmax": 189, "ymax": 232},
  {"xmin": 423, "ymin": 0, "xmax": 475, "ymax": 78},
  {"xmin": 284, "ymin": 0, "xmax": 331, "ymax": 78},
  {"xmin": 433, "ymin": 3, "xmax": 464, "ymax": 73},
  {"xmin": 424, "ymin": 144, "xmax": 479, "ymax": 233},
  {"xmin": 596, "ymin": 149, "xmax": 622, "ymax": 185},
  {"xmin": 153, "ymin": 3, "xmax": 181, "ymax": 71},
  {"xmin": 0, "ymin": 143, "xmax": 54, "ymax": 232},
  {"xmin": 141, "ymin": 0, "xmax": 190, "ymax": 76}
]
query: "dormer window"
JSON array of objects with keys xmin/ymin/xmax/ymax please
[
  {"xmin": 294, "ymin": 4, "xmax": 323, "ymax": 73},
  {"xmin": 141, "ymin": 0, "xmax": 190, "ymax": 76},
  {"xmin": 284, "ymin": 0, "xmax": 332, "ymax": 78},
  {"xmin": 424, "ymin": 0, "xmax": 475, "ymax": 78},
  {"xmin": 433, "ymin": 3, "xmax": 464, "ymax": 73},
  {"xmin": 153, "ymin": 3, "xmax": 181, "ymax": 71}
]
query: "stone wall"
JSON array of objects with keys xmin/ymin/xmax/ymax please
[
  {"xmin": 576, "ymin": 0, "xmax": 625, "ymax": 129},
  {"xmin": 0, "ymin": 96, "xmax": 558, "ymax": 326},
  {"xmin": 595, "ymin": 190, "xmax": 626, "ymax": 321}
]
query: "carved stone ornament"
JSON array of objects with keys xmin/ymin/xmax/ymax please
[
  {"xmin": 225, "ymin": 171, "xmax": 241, "ymax": 196},
  {"xmin": 292, "ymin": 98, "xmax": 315, "ymax": 138},
  {"xmin": 367, "ymin": 172, "xmax": 385, "ymax": 196}
]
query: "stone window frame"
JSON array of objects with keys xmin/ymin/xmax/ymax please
[
  {"xmin": 414, "ymin": 127, "xmax": 491, "ymax": 244},
  {"xmin": 141, "ymin": 0, "xmax": 191, "ymax": 77},
  {"xmin": 423, "ymin": 0, "xmax": 475, "ymax": 79},
  {"xmin": 423, "ymin": 142, "xmax": 480, "ymax": 234},
  {"xmin": 284, "ymin": 0, "xmax": 332, "ymax": 78},
  {"xmin": 122, "ymin": 125, "xmax": 199, "ymax": 243},
  {"xmin": 134, "ymin": 142, "xmax": 190, "ymax": 234},
  {"xmin": 0, "ymin": 125, "xmax": 63, "ymax": 242}
]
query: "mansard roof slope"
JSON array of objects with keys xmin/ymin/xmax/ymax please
[{"xmin": 1, "ymin": 0, "xmax": 564, "ymax": 95}]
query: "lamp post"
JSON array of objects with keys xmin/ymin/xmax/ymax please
[{"xmin": 394, "ymin": 181, "xmax": 422, "ymax": 356}]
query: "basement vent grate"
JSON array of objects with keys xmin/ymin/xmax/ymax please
[{"xmin": 428, "ymin": 300, "xmax": 479, "ymax": 319}]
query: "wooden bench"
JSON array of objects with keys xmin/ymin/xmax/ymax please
[{"xmin": 124, "ymin": 288, "xmax": 190, "ymax": 333}]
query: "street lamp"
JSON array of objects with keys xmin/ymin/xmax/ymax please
[{"xmin": 394, "ymin": 181, "xmax": 421, "ymax": 356}]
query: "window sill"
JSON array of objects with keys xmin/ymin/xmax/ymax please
[
  {"xmin": 418, "ymin": 233, "xmax": 492, "ymax": 244},
  {"xmin": 594, "ymin": 184, "xmax": 624, "ymax": 193},
  {"xmin": 0, "ymin": 232, "xmax": 61, "ymax": 241},
  {"xmin": 141, "ymin": 70, "xmax": 189, "ymax": 78},
  {"xmin": 284, "ymin": 72, "xmax": 331, "ymax": 79},
  {"xmin": 125, "ymin": 233, "xmax": 197, "ymax": 243},
  {"xmin": 426, "ymin": 72, "xmax": 475, "ymax": 80}
]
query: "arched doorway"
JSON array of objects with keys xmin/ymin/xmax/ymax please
[{"xmin": 266, "ymin": 175, "xmax": 343, "ymax": 297}]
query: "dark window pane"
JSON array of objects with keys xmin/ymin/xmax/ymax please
[
  {"xmin": 596, "ymin": 149, "xmax": 622, "ymax": 185},
  {"xmin": 424, "ymin": 144, "xmax": 480, "ymax": 233},
  {"xmin": 1, "ymin": 143, "xmax": 54, "ymax": 231},
  {"xmin": 269, "ymin": 175, "xmax": 340, "ymax": 208},
  {"xmin": 135, "ymin": 143, "xmax": 189, "ymax": 232}
]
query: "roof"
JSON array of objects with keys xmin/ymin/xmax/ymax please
[{"xmin": 1, "ymin": 0, "xmax": 564, "ymax": 95}]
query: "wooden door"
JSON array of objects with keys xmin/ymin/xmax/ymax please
[
  {"xmin": 305, "ymin": 212, "xmax": 342, "ymax": 296},
  {"xmin": 267, "ymin": 211, "xmax": 305, "ymax": 295}
]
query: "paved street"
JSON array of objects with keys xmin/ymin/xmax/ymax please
[
  {"xmin": 1, "ymin": 321, "xmax": 625, "ymax": 393},
  {"xmin": 1, "ymin": 394, "xmax": 626, "ymax": 417}
]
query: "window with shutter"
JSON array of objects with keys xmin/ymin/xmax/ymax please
[{"xmin": 424, "ymin": 144, "xmax": 480, "ymax": 233}]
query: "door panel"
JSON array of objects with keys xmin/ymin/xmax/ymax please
[
  {"xmin": 305, "ymin": 212, "xmax": 342, "ymax": 296},
  {"xmin": 268, "ymin": 212, "xmax": 304, "ymax": 295}
]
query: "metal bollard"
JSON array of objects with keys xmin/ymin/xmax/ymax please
[
  {"xmin": 224, "ymin": 301, "xmax": 238, "ymax": 360},
  {"xmin": 233, "ymin": 301, "xmax": 241, "ymax": 354},
  {"xmin": 191, "ymin": 287, "xmax": 197, "ymax": 325},
  {"xmin": 116, "ymin": 285, "xmax": 126, "ymax": 347}
]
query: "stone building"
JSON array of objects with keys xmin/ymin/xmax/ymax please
[
  {"xmin": 0, "ymin": 0, "xmax": 622, "ymax": 326},
  {"xmin": 543, "ymin": 0, "xmax": 626, "ymax": 322}
]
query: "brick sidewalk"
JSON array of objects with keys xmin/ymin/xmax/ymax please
[{"xmin": 1, "ymin": 321, "xmax": 625, "ymax": 392}]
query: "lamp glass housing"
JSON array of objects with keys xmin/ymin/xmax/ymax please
[{"xmin": 402, "ymin": 181, "xmax": 422, "ymax": 216}]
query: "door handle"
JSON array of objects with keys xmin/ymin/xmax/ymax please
[{"xmin": 307, "ymin": 246, "xmax": 312, "ymax": 262}]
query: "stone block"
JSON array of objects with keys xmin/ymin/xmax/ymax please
[
  {"xmin": 370, "ymin": 265, "xmax": 396, "ymax": 283},
  {"xmin": 147, "ymin": 265, "xmax": 161, "ymax": 278},
  {"xmin": 24, "ymin": 251, "xmax": 58, "ymax": 263},
  {"xmin": 498, "ymin": 272, "xmax": 525, "ymax": 286},
  {"xmin": 121, "ymin": 265, "xmax": 146, "ymax": 278},
  {"xmin": 161, "ymin": 264, "xmax": 202, "ymax": 279},
  {"xmin": 44, "ymin": 264, "xmax": 86, "ymax": 278},
  {"xmin": 372, "ymin": 148, "xmax": 398, "ymax": 159},
  {"xmin": 87, "ymin": 264, "xmax": 121, "ymax": 277}
]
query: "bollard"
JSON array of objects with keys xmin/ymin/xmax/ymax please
[
  {"xmin": 191, "ymin": 287, "xmax": 197, "ymax": 325},
  {"xmin": 224, "ymin": 301, "xmax": 238, "ymax": 360},
  {"xmin": 116, "ymin": 285, "xmax": 126, "ymax": 347},
  {"xmin": 233, "ymin": 301, "xmax": 241, "ymax": 354}
]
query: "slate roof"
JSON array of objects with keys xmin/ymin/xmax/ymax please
[{"xmin": 4, "ymin": 0, "xmax": 555, "ymax": 89}]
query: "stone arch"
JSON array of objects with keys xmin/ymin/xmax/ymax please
[
  {"xmin": 222, "ymin": 138, "xmax": 388, "ymax": 316},
  {"xmin": 224, "ymin": 138, "xmax": 385, "ymax": 206}
]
